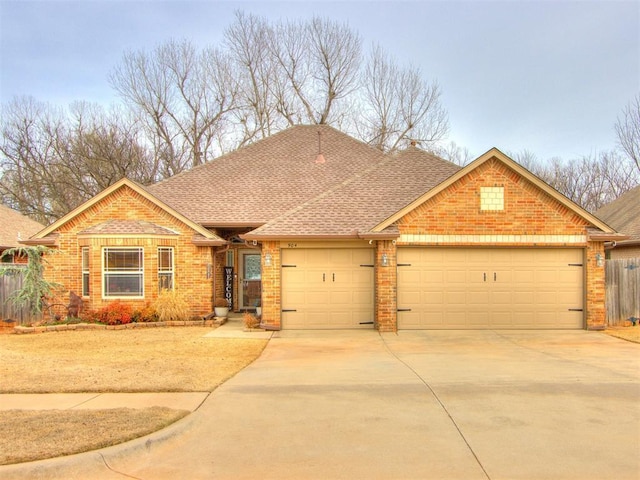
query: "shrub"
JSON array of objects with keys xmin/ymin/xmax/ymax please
[
  {"xmin": 100, "ymin": 301, "xmax": 133, "ymax": 325},
  {"xmin": 214, "ymin": 298, "xmax": 229, "ymax": 308},
  {"xmin": 80, "ymin": 309, "xmax": 101, "ymax": 324},
  {"xmin": 153, "ymin": 289, "xmax": 190, "ymax": 322},
  {"xmin": 132, "ymin": 304, "xmax": 159, "ymax": 323},
  {"xmin": 79, "ymin": 301, "xmax": 133, "ymax": 325},
  {"xmin": 243, "ymin": 312, "xmax": 260, "ymax": 329}
]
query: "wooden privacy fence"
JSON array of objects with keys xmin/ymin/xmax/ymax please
[
  {"xmin": 606, "ymin": 258, "xmax": 640, "ymax": 326},
  {"xmin": 0, "ymin": 267, "xmax": 36, "ymax": 325}
]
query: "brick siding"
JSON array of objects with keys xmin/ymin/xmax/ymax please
[{"xmin": 44, "ymin": 186, "xmax": 214, "ymax": 318}]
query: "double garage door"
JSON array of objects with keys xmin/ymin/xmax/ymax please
[
  {"xmin": 281, "ymin": 248, "xmax": 374, "ymax": 329},
  {"xmin": 397, "ymin": 248, "xmax": 585, "ymax": 329},
  {"xmin": 280, "ymin": 247, "xmax": 585, "ymax": 330}
]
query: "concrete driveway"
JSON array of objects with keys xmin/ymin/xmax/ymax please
[{"xmin": 3, "ymin": 330, "xmax": 639, "ymax": 480}]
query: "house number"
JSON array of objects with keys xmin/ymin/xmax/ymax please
[{"xmin": 287, "ymin": 243, "xmax": 298, "ymax": 248}]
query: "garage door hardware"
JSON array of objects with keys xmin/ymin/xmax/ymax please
[
  {"xmin": 568, "ymin": 263, "xmax": 584, "ymax": 267},
  {"xmin": 282, "ymin": 309, "xmax": 297, "ymax": 312},
  {"xmin": 568, "ymin": 308, "xmax": 583, "ymax": 312},
  {"xmin": 397, "ymin": 308, "xmax": 412, "ymax": 312},
  {"xmin": 282, "ymin": 264, "xmax": 296, "ymax": 268}
]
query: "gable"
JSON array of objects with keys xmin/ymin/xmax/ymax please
[
  {"xmin": 376, "ymin": 148, "xmax": 616, "ymax": 239},
  {"xmin": 398, "ymin": 158, "xmax": 590, "ymax": 240},
  {"xmin": 27, "ymin": 179, "xmax": 224, "ymax": 246}
]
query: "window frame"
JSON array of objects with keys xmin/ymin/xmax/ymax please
[
  {"xmin": 158, "ymin": 246, "xmax": 174, "ymax": 292},
  {"xmin": 102, "ymin": 247, "xmax": 144, "ymax": 299},
  {"xmin": 81, "ymin": 247, "xmax": 90, "ymax": 297}
]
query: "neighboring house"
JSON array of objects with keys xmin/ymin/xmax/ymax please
[
  {"xmin": 595, "ymin": 185, "xmax": 640, "ymax": 259},
  {"xmin": 0, "ymin": 204, "xmax": 46, "ymax": 263},
  {"xmin": 23, "ymin": 125, "xmax": 625, "ymax": 331}
]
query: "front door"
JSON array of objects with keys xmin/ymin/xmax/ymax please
[{"xmin": 239, "ymin": 250, "xmax": 261, "ymax": 310}]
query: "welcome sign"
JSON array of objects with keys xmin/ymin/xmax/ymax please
[{"xmin": 224, "ymin": 267, "xmax": 233, "ymax": 307}]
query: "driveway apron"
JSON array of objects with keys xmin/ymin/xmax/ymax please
[{"xmin": 2, "ymin": 330, "xmax": 638, "ymax": 480}]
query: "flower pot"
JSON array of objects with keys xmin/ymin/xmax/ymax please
[
  {"xmin": 214, "ymin": 307, "xmax": 229, "ymax": 318},
  {"xmin": 255, "ymin": 307, "xmax": 262, "ymax": 317}
]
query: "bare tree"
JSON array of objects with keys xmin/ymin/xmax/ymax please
[
  {"xmin": 306, "ymin": 16, "xmax": 362, "ymax": 124},
  {"xmin": 224, "ymin": 11, "xmax": 281, "ymax": 147},
  {"xmin": 615, "ymin": 94, "xmax": 640, "ymax": 173},
  {"xmin": 357, "ymin": 45, "xmax": 448, "ymax": 152},
  {"xmin": 226, "ymin": 12, "xmax": 362, "ymax": 143},
  {"xmin": 0, "ymin": 97, "xmax": 154, "ymax": 223},
  {"xmin": 519, "ymin": 149, "xmax": 639, "ymax": 212},
  {"xmin": 110, "ymin": 39, "xmax": 238, "ymax": 174},
  {"xmin": 434, "ymin": 141, "xmax": 474, "ymax": 166}
]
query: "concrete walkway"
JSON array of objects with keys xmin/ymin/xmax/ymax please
[
  {"xmin": 0, "ymin": 392, "xmax": 209, "ymax": 412},
  {"xmin": 1, "ymin": 330, "xmax": 639, "ymax": 480}
]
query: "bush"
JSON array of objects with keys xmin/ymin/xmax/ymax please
[
  {"xmin": 214, "ymin": 297, "xmax": 229, "ymax": 308},
  {"xmin": 100, "ymin": 301, "xmax": 133, "ymax": 325},
  {"xmin": 79, "ymin": 301, "xmax": 133, "ymax": 325},
  {"xmin": 153, "ymin": 289, "xmax": 190, "ymax": 322},
  {"xmin": 243, "ymin": 312, "xmax": 260, "ymax": 329},
  {"xmin": 132, "ymin": 304, "xmax": 159, "ymax": 323},
  {"xmin": 79, "ymin": 309, "xmax": 101, "ymax": 324}
]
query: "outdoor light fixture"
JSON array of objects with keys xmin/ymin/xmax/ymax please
[
  {"xmin": 381, "ymin": 253, "xmax": 389, "ymax": 267},
  {"xmin": 264, "ymin": 253, "xmax": 272, "ymax": 267},
  {"xmin": 595, "ymin": 252, "xmax": 604, "ymax": 267}
]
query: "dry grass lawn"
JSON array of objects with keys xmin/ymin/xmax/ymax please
[
  {"xmin": 0, "ymin": 327, "xmax": 268, "ymax": 393},
  {"xmin": 603, "ymin": 326, "xmax": 640, "ymax": 343},
  {"xmin": 0, "ymin": 407, "xmax": 189, "ymax": 465},
  {"xmin": 0, "ymin": 327, "xmax": 267, "ymax": 465}
]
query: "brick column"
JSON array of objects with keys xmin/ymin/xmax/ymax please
[
  {"xmin": 586, "ymin": 241, "xmax": 606, "ymax": 330},
  {"xmin": 376, "ymin": 240, "xmax": 397, "ymax": 332},
  {"xmin": 260, "ymin": 241, "xmax": 281, "ymax": 330}
]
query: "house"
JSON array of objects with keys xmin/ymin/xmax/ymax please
[
  {"xmin": 23, "ymin": 125, "xmax": 625, "ymax": 331},
  {"xmin": 595, "ymin": 185, "xmax": 640, "ymax": 259},
  {"xmin": 0, "ymin": 204, "xmax": 45, "ymax": 263}
]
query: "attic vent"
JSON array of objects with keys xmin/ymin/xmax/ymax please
[{"xmin": 315, "ymin": 130, "xmax": 326, "ymax": 164}]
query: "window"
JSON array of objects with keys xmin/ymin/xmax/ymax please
[
  {"xmin": 158, "ymin": 247, "xmax": 174, "ymax": 291},
  {"xmin": 480, "ymin": 186, "xmax": 505, "ymax": 211},
  {"xmin": 103, "ymin": 247, "xmax": 143, "ymax": 298},
  {"xmin": 81, "ymin": 247, "xmax": 90, "ymax": 297}
]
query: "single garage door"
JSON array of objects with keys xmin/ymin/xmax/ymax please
[
  {"xmin": 397, "ymin": 248, "xmax": 584, "ymax": 329},
  {"xmin": 281, "ymin": 248, "xmax": 374, "ymax": 329}
]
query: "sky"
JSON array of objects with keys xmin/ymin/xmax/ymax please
[{"xmin": 0, "ymin": 0, "xmax": 638, "ymax": 161}]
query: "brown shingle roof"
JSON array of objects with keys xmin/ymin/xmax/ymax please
[
  {"xmin": 595, "ymin": 185, "xmax": 640, "ymax": 243},
  {"xmin": 147, "ymin": 125, "xmax": 388, "ymax": 226},
  {"xmin": 0, "ymin": 204, "xmax": 46, "ymax": 249},
  {"xmin": 245, "ymin": 145, "xmax": 460, "ymax": 238},
  {"xmin": 79, "ymin": 220, "xmax": 179, "ymax": 236}
]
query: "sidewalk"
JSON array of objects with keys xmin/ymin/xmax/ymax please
[{"xmin": 0, "ymin": 392, "xmax": 209, "ymax": 411}]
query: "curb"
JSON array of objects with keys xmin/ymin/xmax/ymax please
[{"xmin": 0, "ymin": 395, "xmax": 207, "ymax": 479}]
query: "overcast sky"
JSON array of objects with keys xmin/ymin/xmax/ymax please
[{"xmin": 0, "ymin": 0, "xmax": 638, "ymax": 161}]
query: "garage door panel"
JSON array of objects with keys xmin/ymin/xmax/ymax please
[
  {"xmin": 282, "ymin": 248, "xmax": 374, "ymax": 329},
  {"xmin": 398, "ymin": 248, "xmax": 584, "ymax": 330}
]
